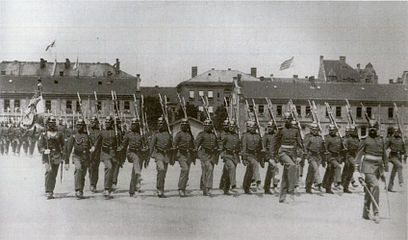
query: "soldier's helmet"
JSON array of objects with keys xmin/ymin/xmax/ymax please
[
  {"xmin": 393, "ymin": 126, "xmax": 401, "ymax": 133},
  {"xmin": 131, "ymin": 118, "xmax": 141, "ymax": 126},
  {"xmin": 345, "ymin": 125, "xmax": 352, "ymax": 133},
  {"xmin": 228, "ymin": 120, "xmax": 236, "ymax": 127},
  {"xmin": 310, "ymin": 122, "xmax": 319, "ymax": 130},
  {"xmin": 368, "ymin": 119, "xmax": 379, "ymax": 130},
  {"xmin": 47, "ymin": 116, "xmax": 57, "ymax": 124},
  {"xmin": 76, "ymin": 118, "xmax": 86, "ymax": 126},
  {"xmin": 203, "ymin": 119, "xmax": 212, "ymax": 126},
  {"xmin": 115, "ymin": 116, "xmax": 121, "ymax": 124},
  {"xmin": 181, "ymin": 118, "xmax": 189, "ymax": 126},
  {"xmin": 105, "ymin": 116, "xmax": 114, "ymax": 124},
  {"xmin": 157, "ymin": 116, "xmax": 164, "ymax": 124},
  {"xmin": 246, "ymin": 120, "xmax": 256, "ymax": 128},
  {"xmin": 267, "ymin": 121, "xmax": 275, "ymax": 128},
  {"xmin": 223, "ymin": 119, "xmax": 229, "ymax": 127},
  {"xmin": 328, "ymin": 124, "xmax": 336, "ymax": 131},
  {"xmin": 283, "ymin": 112, "xmax": 292, "ymax": 120},
  {"xmin": 290, "ymin": 120, "xmax": 297, "ymax": 127},
  {"xmin": 350, "ymin": 125, "xmax": 356, "ymax": 131}
]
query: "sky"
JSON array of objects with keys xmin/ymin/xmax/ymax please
[{"xmin": 1, "ymin": 1, "xmax": 407, "ymax": 86}]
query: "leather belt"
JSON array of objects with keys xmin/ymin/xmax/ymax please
[
  {"xmin": 364, "ymin": 154, "xmax": 382, "ymax": 161},
  {"xmin": 281, "ymin": 145, "xmax": 294, "ymax": 149}
]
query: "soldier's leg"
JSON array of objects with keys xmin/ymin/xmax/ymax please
[
  {"xmin": 156, "ymin": 156, "xmax": 168, "ymax": 193},
  {"xmin": 250, "ymin": 157, "xmax": 261, "ymax": 185},
  {"xmin": 219, "ymin": 164, "xmax": 227, "ymax": 189},
  {"xmin": 264, "ymin": 164, "xmax": 273, "ymax": 191},
  {"xmin": 89, "ymin": 159, "xmax": 100, "ymax": 189},
  {"xmin": 29, "ymin": 140, "xmax": 35, "ymax": 156},
  {"xmin": 305, "ymin": 160, "xmax": 316, "ymax": 191},
  {"xmin": 178, "ymin": 156, "xmax": 189, "ymax": 191},
  {"xmin": 392, "ymin": 156, "xmax": 404, "ymax": 185},
  {"xmin": 279, "ymin": 167, "xmax": 288, "ymax": 202},
  {"xmin": 129, "ymin": 167, "xmax": 136, "ymax": 195},
  {"xmin": 332, "ymin": 160, "xmax": 342, "ymax": 185},
  {"xmin": 342, "ymin": 160, "xmax": 353, "ymax": 191},
  {"xmin": 225, "ymin": 159, "xmax": 236, "ymax": 188},
  {"xmin": 73, "ymin": 155, "xmax": 83, "ymax": 192},
  {"xmin": 102, "ymin": 154, "xmax": 113, "ymax": 191},
  {"xmin": 45, "ymin": 163, "xmax": 60, "ymax": 194},
  {"xmin": 16, "ymin": 141, "xmax": 21, "ymax": 155},
  {"xmin": 242, "ymin": 163, "xmax": 253, "ymax": 193},
  {"xmin": 203, "ymin": 160, "xmax": 214, "ymax": 191},
  {"xmin": 365, "ymin": 173, "xmax": 380, "ymax": 216},
  {"xmin": 272, "ymin": 165, "xmax": 279, "ymax": 187},
  {"xmin": 112, "ymin": 162, "xmax": 120, "ymax": 186},
  {"xmin": 5, "ymin": 141, "xmax": 9, "ymax": 154},
  {"xmin": 200, "ymin": 161, "xmax": 205, "ymax": 190}
]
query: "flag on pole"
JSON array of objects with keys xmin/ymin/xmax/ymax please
[
  {"xmin": 279, "ymin": 56, "xmax": 294, "ymax": 70},
  {"xmin": 45, "ymin": 40, "xmax": 56, "ymax": 51}
]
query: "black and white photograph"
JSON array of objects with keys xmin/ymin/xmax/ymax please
[{"xmin": 0, "ymin": 1, "xmax": 407, "ymax": 239}]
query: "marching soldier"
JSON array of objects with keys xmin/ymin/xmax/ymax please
[
  {"xmin": 387, "ymin": 127, "xmax": 405, "ymax": 192},
  {"xmin": 195, "ymin": 119, "xmax": 219, "ymax": 196},
  {"xmin": 242, "ymin": 120, "xmax": 263, "ymax": 194},
  {"xmin": 354, "ymin": 120, "xmax": 388, "ymax": 224},
  {"xmin": 263, "ymin": 121, "xmax": 279, "ymax": 194},
  {"xmin": 119, "ymin": 118, "xmax": 148, "ymax": 197},
  {"xmin": 112, "ymin": 117, "xmax": 125, "ymax": 190},
  {"xmin": 341, "ymin": 125, "xmax": 360, "ymax": 193},
  {"xmin": 272, "ymin": 112, "xmax": 303, "ymax": 202},
  {"xmin": 10, "ymin": 122, "xmax": 18, "ymax": 155},
  {"xmin": 66, "ymin": 119, "xmax": 95, "ymax": 199},
  {"xmin": 37, "ymin": 116, "xmax": 67, "ymax": 200},
  {"xmin": 100, "ymin": 116, "xmax": 119, "ymax": 199},
  {"xmin": 21, "ymin": 125, "xmax": 30, "ymax": 156},
  {"xmin": 304, "ymin": 123, "xmax": 325, "ymax": 194},
  {"xmin": 149, "ymin": 117, "xmax": 173, "ymax": 198},
  {"xmin": 0, "ymin": 122, "xmax": 6, "ymax": 155},
  {"xmin": 220, "ymin": 121, "xmax": 241, "ymax": 195},
  {"xmin": 218, "ymin": 119, "xmax": 230, "ymax": 190},
  {"xmin": 27, "ymin": 125, "xmax": 38, "ymax": 157},
  {"xmin": 322, "ymin": 125, "xmax": 344, "ymax": 194},
  {"xmin": 88, "ymin": 117, "xmax": 102, "ymax": 193},
  {"xmin": 174, "ymin": 118, "xmax": 195, "ymax": 197}
]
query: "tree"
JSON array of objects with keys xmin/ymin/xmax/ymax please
[
  {"xmin": 176, "ymin": 102, "xmax": 199, "ymax": 120},
  {"xmin": 213, "ymin": 105, "xmax": 228, "ymax": 130},
  {"xmin": 143, "ymin": 96, "xmax": 162, "ymax": 130}
]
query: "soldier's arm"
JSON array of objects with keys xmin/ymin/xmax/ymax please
[
  {"xmin": 355, "ymin": 139, "xmax": 366, "ymax": 171},
  {"xmin": 382, "ymin": 139, "xmax": 388, "ymax": 171}
]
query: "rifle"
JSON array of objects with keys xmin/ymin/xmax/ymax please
[
  {"xmin": 325, "ymin": 102, "xmax": 343, "ymax": 138},
  {"xmin": 265, "ymin": 98, "xmax": 278, "ymax": 128},
  {"xmin": 394, "ymin": 103, "xmax": 406, "ymax": 146},
  {"xmin": 288, "ymin": 99, "xmax": 305, "ymax": 142},
  {"xmin": 158, "ymin": 93, "xmax": 176, "ymax": 165},
  {"xmin": 200, "ymin": 96, "xmax": 218, "ymax": 138},
  {"xmin": 93, "ymin": 91, "xmax": 102, "ymax": 130},
  {"xmin": 251, "ymin": 99, "xmax": 266, "ymax": 167},
  {"xmin": 110, "ymin": 90, "xmax": 120, "ymax": 148},
  {"xmin": 76, "ymin": 92, "xmax": 90, "ymax": 135},
  {"xmin": 141, "ymin": 95, "xmax": 149, "ymax": 134},
  {"xmin": 133, "ymin": 94, "xmax": 148, "ymax": 149},
  {"xmin": 360, "ymin": 103, "xmax": 371, "ymax": 122},
  {"xmin": 308, "ymin": 100, "xmax": 325, "ymax": 141},
  {"xmin": 245, "ymin": 99, "xmax": 254, "ymax": 121},
  {"xmin": 177, "ymin": 93, "xmax": 196, "ymax": 164},
  {"xmin": 230, "ymin": 95, "xmax": 241, "ymax": 138},
  {"xmin": 223, "ymin": 97, "xmax": 232, "ymax": 122}
]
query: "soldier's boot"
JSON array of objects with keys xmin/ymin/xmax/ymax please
[
  {"xmin": 265, "ymin": 189, "xmax": 273, "ymax": 194},
  {"xmin": 326, "ymin": 187, "xmax": 334, "ymax": 194},
  {"xmin": 103, "ymin": 190, "xmax": 110, "ymax": 199},
  {"xmin": 343, "ymin": 188, "xmax": 352, "ymax": 193},
  {"xmin": 112, "ymin": 184, "xmax": 117, "ymax": 191},
  {"xmin": 46, "ymin": 192, "xmax": 54, "ymax": 200},
  {"xmin": 203, "ymin": 188, "xmax": 208, "ymax": 196},
  {"xmin": 157, "ymin": 190, "xmax": 166, "ymax": 198},
  {"xmin": 90, "ymin": 185, "xmax": 97, "ymax": 193},
  {"xmin": 306, "ymin": 187, "xmax": 313, "ymax": 194},
  {"xmin": 351, "ymin": 180, "xmax": 359, "ymax": 188},
  {"xmin": 179, "ymin": 190, "xmax": 185, "ymax": 197},
  {"xmin": 373, "ymin": 213, "xmax": 380, "ymax": 224},
  {"xmin": 75, "ymin": 190, "xmax": 81, "ymax": 200},
  {"xmin": 256, "ymin": 181, "xmax": 262, "ymax": 192}
]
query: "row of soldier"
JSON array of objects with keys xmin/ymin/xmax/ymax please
[
  {"xmin": 0, "ymin": 121, "xmax": 38, "ymax": 156},
  {"xmin": 32, "ymin": 110, "xmax": 406, "ymax": 224}
]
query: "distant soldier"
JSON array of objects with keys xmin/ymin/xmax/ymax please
[
  {"xmin": 10, "ymin": 122, "xmax": 18, "ymax": 155},
  {"xmin": 263, "ymin": 121, "xmax": 279, "ymax": 194},
  {"xmin": 88, "ymin": 117, "xmax": 102, "ymax": 193},
  {"xmin": 272, "ymin": 112, "xmax": 303, "ymax": 202},
  {"xmin": 242, "ymin": 120, "xmax": 263, "ymax": 194},
  {"xmin": 27, "ymin": 125, "xmax": 38, "ymax": 157},
  {"xmin": 218, "ymin": 119, "xmax": 230, "ymax": 190},
  {"xmin": 386, "ymin": 127, "xmax": 405, "ymax": 192},
  {"xmin": 66, "ymin": 119, "xmax": 95, "ymax": 199},
  {"xmin": 341, "ymin": 125, "xmax": 360, "ymax": 193},
  {"xmin": 100, "ymin": 116, "xmax": 119, "ymax": 199},
  {"xmin": 149, "ymin": 117, "xmax": 173, "ymax": 198},
  {"xmin": 174, "ymin": 118, "xmax": 195, "ymax": 197},
  {"xmin": 0, "ymin": 122, "xmax": 5, "ymax": 155},
  {"xmin": 21, "ymin": 125, "xmax": 30, "ymax": 156},
  {"xmin": 119, "ymin": 118, "xmax": 148, "ymax": 197},
  {"xmin": 37, "ymin": 116, "xmax": 67, "ymax": 200},
  {"xmin": 112, "ymin": 117, "xmax": 126, "ymax": 190},
  {"xmin": 304, "ymin": 123, "xmax": 325, "ymax": 194},
  {"xmin": 220, "ymin": 121, "xmax": 241, "ymax": 195},
  {"xmin": 322, "ymin": 124, "xmax": 344, "ymax": 194},
  {"xmin": 355, "ymin": 120, "xmax": 388, "ymax": 224},
  {"xmin": 195, "ymin": 119, "xmax": 219, "ymax": 196}
]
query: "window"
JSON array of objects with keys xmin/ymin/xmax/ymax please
[
  {"xmin": 388, "ymin": 107, "xmax": 394, "ymax": 119},
  {"xmin": 249, "ymin": 105, "xmax": 254, "ymax": 112},
  {"xmin": 97, "ymin": 101, "xmax": 102, "ymax": 112},
  {"xmin": 198, "ymin": 106, "xmax": 204, "ymax": 112},
  {"xmin": 189, "ymin": 90, "xmax": 194, "ymax": 100},
  {"xmin": 296, "ymin": 106, "xmax": 301, "ymax": 116},
  {"xmin": 208, "ymin": 90, "xmax": 213, "ymax": 99},
  {"xmin": 199, "ymin": 90, "xmax": 204, "ymax": 97},
  {"xmin": 356, "ymin": 107, "xmax": 362, "ymax": 118},
  {"xmin": 66, "ymin": 100, "xmax": 72, "ymax": 110},
  {"xmin": 124, "ymin": 101, "xmax": 130, "ymax": 114},
  {"xmin": 46, "ymin": 100, "xmax": 51, "ymax": 112},
  {"xmin": 54, "ymin": 80, "xmax": 58, "ymax": 84},
  {"xmin": 258, "ymin": 105, "xmax": 264, "ymax": 114},
  {"xmin": 367, "ymin": 107, "xmax": 372, "ymax": 118},
  {"xmin": 98, "ymin": 81, "xmax": 102, "ymax": 86},
  {"xmin": 4, "ymin": 99, "xmax": 10, "ymax": 112},
  {"xmin": 208, "ymin": 106, "xmax": 214, "ymax": 113},
  {"xmin": 14, "ymin": 100, "xmax": 20, "ymax": 112},
  {"xmin": 305, "ymin": 106, "xmax": 311, "ymax": 117},
  {"xmin": 1, "ymin": 70, "xmax": 6, "ymax": 75},
  {"xmin": 336, "ymin": 106, "xmax": 341, "ymax": 117},
  {"xmin": 59, "ymin": 71, "xmax": 64, "ymax": 77},
  {"xmin": 326, "ymin": 108, "xmax": 329, "ymax": 117},
  {"xmin": 224, "ymin": 97, "xmax": 230, "ymax": 106},
  {"xmin": 217, "ymin": 93, "xmax": 220, "ymax": 98},
  {"xmin": 76, "ymin": 101, "xmax": 81, "ymax": 112},
  {"xmin": 277, "ymin": 105, "xmax": 282, "ymax": 116},
  {"xmin": 361, "ymin": 126, "xmax": 367, "ymax": 136}
]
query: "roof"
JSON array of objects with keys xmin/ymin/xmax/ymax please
[
  {"xmin": 0, "ymin": 75, "xmax": 138, "ymax": 96},
  {"xmin": 178, "ymin": 69, "xmax": 259, "ymax": 85},
  {"xmin": 240, "ymin": 81, "xmax": 408, "ymax": 103},
  {"xmin": 0, "ymin": 60, "xmax": 135, "ymax": 78},
  {"xmin": 140, "ymin": 86, "xmax": 178, "ymax": 104},
  {"xmin": 323, "ymin": 60, "xmax": 360, "ymax": 82}
]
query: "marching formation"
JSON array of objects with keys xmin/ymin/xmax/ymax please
[{"xmin": 0, "ymin": 88, "xmax": 406, "ymax": 226}]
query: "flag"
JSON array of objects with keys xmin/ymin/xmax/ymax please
[
  {"xmin": 279, "ymin": 56, "xmax": 294, "ymax": 70},
  {"xmin": 51, "ymin": 58, "xmax": 57, "ymax": 76},
  {"xmin": 45, "ymin": 40, "xmax": 56, "ymax": 51}
]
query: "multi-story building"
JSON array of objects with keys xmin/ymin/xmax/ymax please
[{"xmin": 0, "ymin": 59, "xmax": 140, "ymax": 121}]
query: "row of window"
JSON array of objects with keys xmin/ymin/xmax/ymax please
[{"xmin": 189, "ymin": 90, "xmax": 223, "ymax": 100}]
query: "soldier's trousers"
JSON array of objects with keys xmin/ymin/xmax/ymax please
[
  {"xmin": 128, "ymin": 152, "xmax": 143, "ymax": 194},
  {"xmin": 221, "ymin": 159, "xmax": 237, "ymax": 191},
  {"xmin": 388, "ymin": 154, "xmax": 403, "ymax": 190},
  {"xmin": 156, "ymin": 157, "xmax": 169, "ymax": 192},
  {"xmin": 243, "ymin": 155, "xmax": 260, "ymax": 192},
  {"xmin": 342, "ymin": 155, "xmax": 355, "ymax": 190},
  {"xmin": 178, "ymin": 153, "xmax": 192, "ymax": 191},
  {"xmin": 264, "ymin": 162, "xmax": 279, "ymax": 191},
  {"xmin": 278, "ymin": 148, "xmax": 298, "ymax": 201},
  {"xmin": 363, "ymin": 173, "xmax": 380, "ymax": 216},
  {"xmin": 305, "ymin": 155, "xmax": 322, "ymax": 191},
  {"xmin": 73, "ymin": 154, "xmax": 88, "ymax": 192},
  {"xmin": 44, "ymin": 162, "xmax": 60, "ymax": 193},
  {"xmin": 88, "ymin": 159, "xmax": 100, "ymax": 188},
  {"xmin": 22, "ymin": 141, "xmax": 29, "ymax": 155},
  {"xmin": 112, "ymin": 162, "xmax": 120, "ymax": 185},
  {"xmin": 219, "ymin": 167, "xmax": 227, "ymax": 189},
  {"xmin": 101, "ymin": 151, "xmax": 117, "ymax": 191},
  {"xmin": 4, "ymin": 141, "xmax": 9, "ymax": 154},
  {"xmin": 0, "ymin": 142, "xmax": 3, "ymax": 155},
  {"xmin": 322, "ymin": 158, "xmax": 342, "ymax": 189},
  {"xmin": 11, "ymin": 140, "xmax": 17, "ymax": 153},
  {"xmin": 29, "ymin": 140, "xmax": 36, "ymax": 156}
]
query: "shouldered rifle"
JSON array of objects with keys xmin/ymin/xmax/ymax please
[
  {"xmin": 158, "ymin": 93, "xmax": 176, "ymax": 164},
  {"xmin": 325, "ymin": 102, "xmax": 343, "ymax": 138},
  {"xmin": 93, "ymin": 91, "xmax": 102, "ymax": 130},
  {"xmin": 265, "ymin": 98, "xmax": 278, "ymax": 127},
  {"xmin": 251, "ymin": 99, "xmax": 266, "ymax": 167},
  {"xmin": 309, "ymin": 100, "xmax": 325, "ymax": 141},
  {"xmin": 133, "ymin": 94, "xmax": 148, "ymax": 150},
  {"xmin": 231, "ymin": 95, "xmax": 241, "ymax": 138},
  {"xmin": 111, "ymin": 90, "xmax": 120, "ymax": 147},
  {"xmin": 223, "ymin": 97, "xmax": 232, "ymax": 122},
  {"xmin": 394, "ymin": 103, "xmax": 406, "ymax": 146},
  {"xmin": 141, "ymin": 95, "xmax": 149, "ymax": 133},
  {"xmin": 360, "ymin": 103, "xmax": 371, "ymax": 122},
  {"xmin": 200, "ymin": 96, "xmax": 218, "ymax": 138},
  {"xmin": 76, "ymin": 92, "xmax": 90, "ymax": 135},
  {"xmin": 345, "ymin": 99, "xmax": 354, "ymax": 126},
  {"xmin": 289, "ymin": 99, "xmax": 305, "ymax": 141},
  {"xmin": 245, "ymin": 99, "xmax": 254, "ymax": 121}
]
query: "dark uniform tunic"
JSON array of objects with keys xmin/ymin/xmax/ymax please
[
  {"xmin": 195, "ymin": 131, "xmax": 218, "ymax": 192},
  {"xmin": 38, "ymin": 130, "xmax": 66, "ymax": 193},
  {"xmin": 88, "ymin": 127, "xmax": 102, "ymax": 188},
  {"xmin": 386, "ymin": 136, "xmax": 405, "ymax": 190},
  {"xmin": 304, "ymin": 133, "xmax": 325, "ymax": 191},
  {"xmin": 27, "ymin": 126, "xmax": 38, "ymax": 156},
  {"xmin": 174, "ymin": 130, "xmax": 195, "ymax": 191},
  {"xmin": 322, "ymin": 134, "xmax": 343, "ymax": 190},
  {"xmin": 220, "ymin": 131, "xmax": 240, "ymax": 191},
  {"xmin": 100, "ymin": 129, "xmax": 118, "ymax": 191},
  {"xmin": 263, "ymin": 132, "xmax": 279, "ymax": 191},
  {"xmin": 241, "ymin": 132, "xmax": 263, "ymax": 193},
  {"xmin": 342, "ymin": 135, "xmax": 360, "ymax": 190},
  {"xmin": 150, "ymin": 130, "xmax": 172, "ymax": 192}
]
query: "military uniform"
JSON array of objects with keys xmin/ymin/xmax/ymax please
[
  {"xmin": 150, "ymin": 127, "xmax": 172, "ymax": 197},
  {"xmin": 10, "ymin": 124, "xmax": 18, "ymax": 154},
  {"xmin": 218, "ymin": 121, "xmax": 230, "ymax": 190},
  {"xmin": 4, "ymin": 124, "xmax": 11, "ymax": 155},
  {"xmin": 195, "ymin": 125, "xmax": 219, "ymax": 196},
  {"xmin": 386, "ymin": 133, "xmax": 405, "ymax": 191},
  {"xmin": 263, "ymin": 130, "xmax": 279, "ymax": 193},
  {"xmin": 220, "ymin": 128, "xmax": 240, "ymax": 194},
  {"xmin": 174, "ymin": 126, "xmax": 195, "ymax": 196},
  {"xmin": 342, "ymin": 131, "xmax": 360, "ymax": 192},
  {"xmin": 100, "ymin": 119, "xmax": 119, "ymax": 196},
  {"xmin": 28, "ymin": 126, "xmax": 39, "ymax": 156},
  {"xmin": 242, "ymin": 129, "xmax": 263, "ymax": 193},
  {"xmin": 304, "ymin": 131, "xmax": 325, "ymax": 193},
  {"xmin": 37, "ymin": 122, "xmax": 66, "ymax": 199},
  {"xmin": 88, "ymin": 126, "xmax": 102, "ymax": 192},
  {"xmin": 322, "ymin": 133, "xmax": 344, "ymax": 193},
  {"xmin": 0, "ymin": 123, "xmax": 5, "ymax": 155},
  {"xmin": 21, "ymin": 127, "xmax": 30, "ymax": 155}
]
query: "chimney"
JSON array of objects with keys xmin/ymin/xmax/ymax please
[
  {"xmin": 115, "ymin": 58, "xmax": 120, "ymax": 74},
  {"xmin": 389, "ymin": 79, "xmax": 393, "ymax": 84},
  {"xmin": 40, "ymin": 58, "xmax": 47, "ymax": 69},
  {"xmin": 293, "ymin": 75, "xmax": 298, "ymax": 80},
  {"xmin": 339, "ymin": 56, "xmax": 346, "ymax": 64},
  {"xmin": 65, "ymin": 58, "xmax": 71, "ymax": 69},
  {"xmin": 227, "ymin": 68, "xmax": 231, "ymax": 71},
  {"xmin": 191, "ymin": 66, "xmax": 198, "ymax": 78},
  {"xmin": 260, "ymin": 76, "xmax": 264, "ymax": 81},
  {"xmin": 250, "ymin": 67, "xmax": 257, "ymax": 77}
]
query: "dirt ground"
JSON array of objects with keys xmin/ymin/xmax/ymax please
[{"xmin": 0, "ymin": 153, "xmax": 406, "ymax": 240}]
